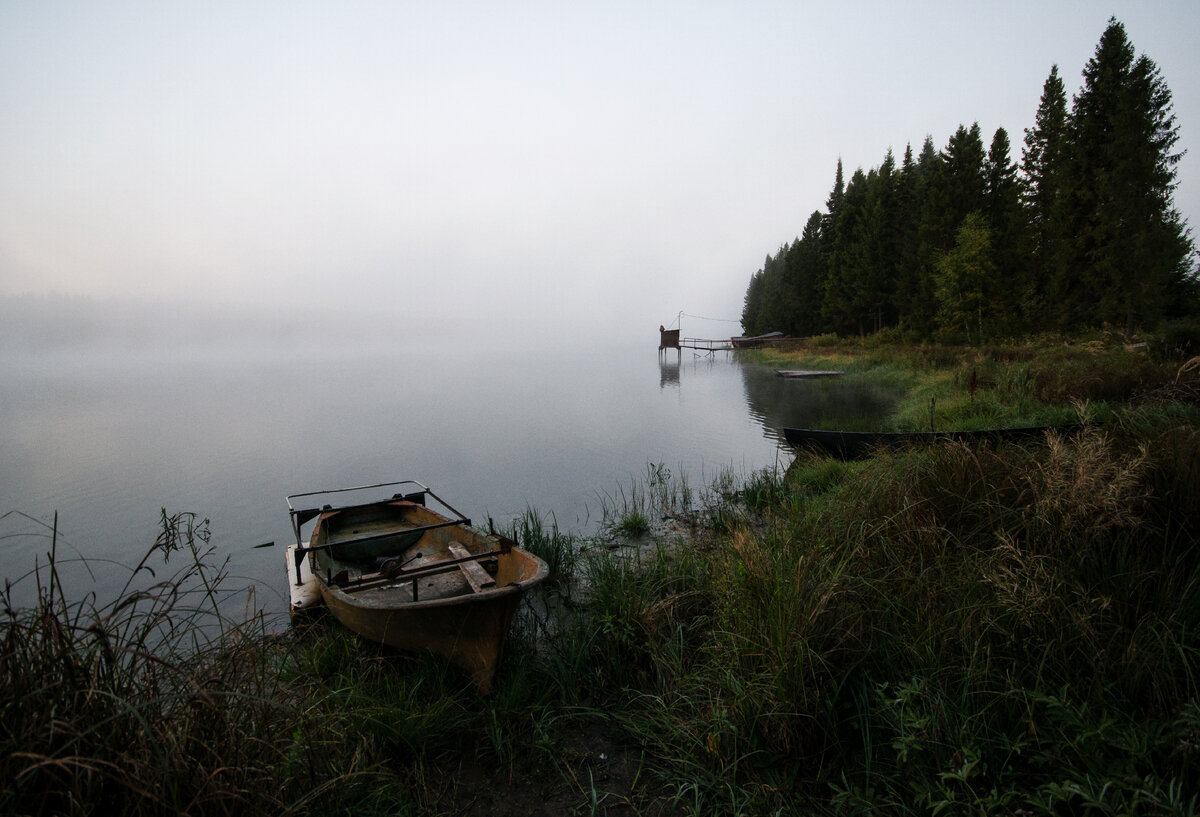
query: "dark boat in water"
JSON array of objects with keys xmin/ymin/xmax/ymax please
[
  {"xmin": 285, "ymin": 480, "xmax": 548, "ymax": 693},
  {"xmin": 783, "ymin": 425, "xmax": 1081, "ymax": 460}
]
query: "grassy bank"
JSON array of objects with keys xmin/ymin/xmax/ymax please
[
  {"xmin": 743, "ymin": 333, "xmax": 1185, "ymax": 432},
  {"xmin": 4, "ymin": 340, "xmax": 1199, "ymax": 815}
]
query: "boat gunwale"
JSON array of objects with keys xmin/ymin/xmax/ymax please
[
  {"xmin": 286, "ymin": 480, "xmax": 476, "ymax": 586},
  {"xmin": 305, "ymin": 496, "xmax": 549, "ymax": 613},
  {"xmin": 320, "ymin": 564, "xmax": 546, "ymax": 612}
]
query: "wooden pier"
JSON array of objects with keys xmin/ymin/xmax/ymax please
[
  {"xmin": 658, "ymin": 316, "xmax": 805, "ymax": 358},
  {"xmin": 681, "ymin": 337, "xmax": 734, "ymax": 353},
  {"xmin": 659, "ymin": 326, "xmax": 733, "ymax": 357},
  {"xmin": 776, "ymin": 369, "xmax": 844, "ymax": 378}
]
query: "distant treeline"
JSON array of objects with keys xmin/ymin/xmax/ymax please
[{"xmin": 741, "ymin": 19, "xmax": 1198, "ymax": 342}]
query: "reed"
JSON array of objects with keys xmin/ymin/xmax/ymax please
[
  {"xmin": 594, "ymin": 462, "xmax": 699, "ymax": 544},
  {"xmin": 0, "ymin": 511, "xmax": 302, "ymax": 815},
  {"xmin": 512, "ymin": 506, "xmax": 577, "ymax": 594}
]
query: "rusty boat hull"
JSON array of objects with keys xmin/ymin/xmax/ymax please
[{"xmin": 288, "ymin": 482, "xmax": 548, "ymax": 693}]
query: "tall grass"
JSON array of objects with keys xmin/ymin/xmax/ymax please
[
  {"xmin": 0, "ymin": 510, "xmax": 512, "ymax": 816},
  {"xmin": 476, "ymin": 341, "xmax": 1195, "ymax": 812},
  {"xmin": 1, "ymin": 511, "xmax": 299, "ymax": 815},
  {"xmin": 513, "ymin": 342, "xmax": 1200, "ymax": 812},
  {"xmin": 564, "ymin": 409, "xmax": 1200, "ymax": 813}
]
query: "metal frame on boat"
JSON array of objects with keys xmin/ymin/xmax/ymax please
[{"xmin": 287, "ymin": 480, "xmax": 469, "ymax": 584}]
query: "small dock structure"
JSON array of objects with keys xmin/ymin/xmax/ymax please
[
  {"xmin": 776, "ymin": 369, "xmax": 844, "ymax": 379},
  {"xmin": 659, "ymin": 325, "xmax": 733, "ymax": 357},
  {"xmin": 660, "ymin": 314, "xmax": 798, "ymax": 358}
]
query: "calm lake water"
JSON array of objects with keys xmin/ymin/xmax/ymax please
[{"xmin": 0, "ymin": 337, "xmax": 895, "ymax": 615}]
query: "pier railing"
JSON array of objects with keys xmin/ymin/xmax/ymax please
[{"xmin": 679, "ymin": 337, "xmax": 733, "ymax": 353}]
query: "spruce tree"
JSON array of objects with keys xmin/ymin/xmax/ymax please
[
  {"xmin": 937, "ymin": 123, "xmax": 988, "ymax": 241},
  {"xmin": 920, "ymin": 125, "xmax": 987, "ymax": 286},
  {"xmin": 891, "ymin": 143, "xmax": 924, "ymax": 333},
  {"xmin": 824, "ymin": 168, "xmax": 872, "ymax": 334},
  {"xmin": 754, "ymin": 249, "xmax": 795, "ymax": 335},
  {"xmin": 865, "ymin": 150, "xmax": 901, "ymax": 332},
  {"xmin": 741, "ymin": 267, "xmax": 765, "ymax": 335},
  {"xmin": 1021, "ymin": 65, "xmax": 1069, "ymax": 326},
  {"xmin": 984, "ymin": 127, "xmax": 1025, "ymax": 331},
  {"xmin": 824, "ymin": 158, "xmax": 846, "ymax": 227},
  {"xmin": 916, "ymin": 128, "xmax": 988, "ymax": 334},
  {"xmin": 816, "ymin": 158, "xmax": 847, "ymax": 332},
  {"xmin": 789, "ymin": 212, "xmax": 827, "ymax": 335},
  {"xmin": 904, "ymin": 136, "xmax": 942, "ymax": 334},
  {"xmin": 916, "ymin": 135, "xmax": 938, "ymax": 176},
  {"xmin": 1055, "ymin": 18, "xmax": 1193, "ymax": 334}
]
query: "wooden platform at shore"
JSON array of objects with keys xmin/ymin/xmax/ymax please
[{"xmin": 775, "ymin": 369, "xmax": 845, "ymax": 378}]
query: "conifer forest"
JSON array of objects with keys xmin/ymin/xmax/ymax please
[{"xmin": 740, "ymin": 19, "xmax": 1198, "ymax": 342}]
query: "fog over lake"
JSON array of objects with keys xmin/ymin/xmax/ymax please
[
  {"xmin": 0, "ymin": 298, "xmax": 898, "ymax": 614},
  {"xmin": 3, "ymin": 4, "xmax": 1196, "ymax": 615}
]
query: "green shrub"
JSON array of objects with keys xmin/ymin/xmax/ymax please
[{"xmin": 1158, "ymin": 316, "xmax": 1200, "ymax": 360}]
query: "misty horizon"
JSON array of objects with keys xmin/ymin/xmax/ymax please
[{"xmin": 4, "ymin": 3, "xmax": 1197, "ymax": 347}]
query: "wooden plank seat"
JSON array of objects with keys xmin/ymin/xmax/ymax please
[
  {"xmin": 335, "ymin": 544, "xmax": 501, "ymax": 594},
  {"xmin": 448, "ymin": 542, "xmax": 496, "ymax": 592}
]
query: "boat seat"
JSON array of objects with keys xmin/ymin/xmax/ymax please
[
  {"xmin": 332, "ymin": 542, "xmax": 500, "ymax": 595},
  {"xmin": 448, "ymin": 542, "xmax": 496, "ymax": 593}
]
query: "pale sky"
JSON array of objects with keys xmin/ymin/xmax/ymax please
[{"xmin": 2, "ymin": 1, "xmax": 1197, "ymax": 343}]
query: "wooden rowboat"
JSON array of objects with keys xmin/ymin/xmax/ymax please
[
  {"xmin": 286, "ymin": 480, "xmax": 548, "ymax": 693},
  {"xmin": 783, "ymin": 425, "xmax": 1081, "ymax": 460}
]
